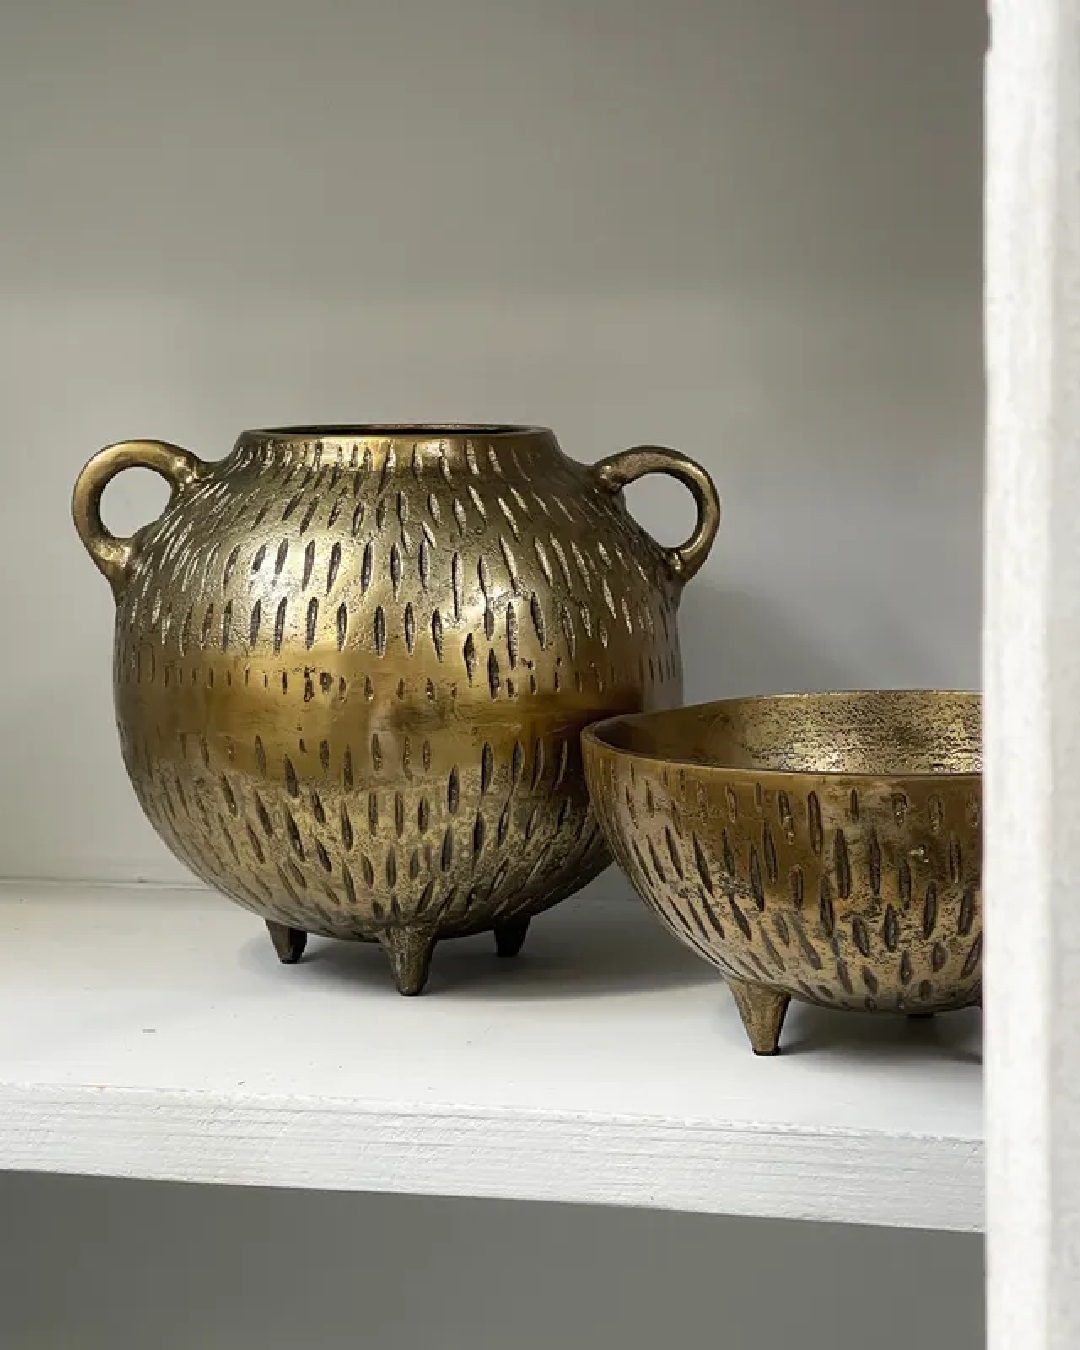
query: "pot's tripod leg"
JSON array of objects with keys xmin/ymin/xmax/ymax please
[
  {"xmin": 266, "ymin": 921, "xmax": 307, "ymax": 964},
  {"xmin": 378, "ymin": 927, "xmax": 437, "ymax": 996},
  {"xmin": 494, "ymin": 917, "xmax": 531, "ymax": 959},
  {"xmin": 726, "ymin": 977, "xmax": 790, "ymax": 1055}
]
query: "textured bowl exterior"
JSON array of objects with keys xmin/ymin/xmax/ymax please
[
  {"xmin": 583, "ymin": 700, "xmax": 983, "ymax": 1016},
  {"xmin": 101, "ymin": 429, "xmax": 706, "ymax": 949}
]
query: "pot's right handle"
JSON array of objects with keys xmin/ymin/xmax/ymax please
[
  {"xmin": 73, "ymin": 439, "xmax": 205, "ymax": 593},
  {"xmin": 592, "ymin": 445, "xmax": 721, "ymax": 585}
]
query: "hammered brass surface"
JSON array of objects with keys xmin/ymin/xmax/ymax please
[
  {"xmin": 73, "ymin": 425, "xmax": 720, "ymax": 993},
  {"xmin": 582, "ymin": 691, "xmax": 982, "ymax": 1052}
]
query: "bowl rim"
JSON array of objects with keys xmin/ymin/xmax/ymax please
[{"xmin": 581, "ymin": 688, "xmax": 983, "ymax": 785}]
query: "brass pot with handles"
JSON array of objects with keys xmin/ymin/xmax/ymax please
[{"xmin": 73, "ymin": 425, "xmax": 720, "ymax": 992}]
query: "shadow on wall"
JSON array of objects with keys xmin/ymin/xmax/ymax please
[
  {"xmin": 677, "ymin": 580, "xmax": 977, "ymax": 703},
  {"xmin": 0, "ymin": 1172, "xmax": 986, "ymax": 1350},
  {"xmin": 678, "ymin": 581, "xmax": 851, "ymax": 701}
]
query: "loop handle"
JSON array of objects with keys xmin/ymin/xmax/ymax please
[
  {"xmin": 72, "ymin": 439, "xmax": 204, "ymax": 593},
  {"xmin": 593, "ymin": 445, "xmax": 721, "ymax": 585}
]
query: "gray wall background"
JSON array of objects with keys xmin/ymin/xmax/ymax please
[
  {"xmin": 0, "ymin": 0, "xmax": 983, "ymax": 884},
  {"xmin": 1, "ymin": 1174, "xmax": 983, "ymax": 1350},
  {"xmin": 0, "ymin": 1, "xmax": 984, "ymax": 1346}
]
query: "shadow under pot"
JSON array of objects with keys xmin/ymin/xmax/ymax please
[
  {"xmin": 73, "ymin": 424, "xmax": 720, "ymax": 993},
  {"xmin": 582, "ymin": 690, "xmax": 982, "ymax": 1053}
]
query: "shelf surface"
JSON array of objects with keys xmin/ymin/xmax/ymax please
[{"xmin": 0, "ymin": 880, "xmax": 983, "ymax": 1230}]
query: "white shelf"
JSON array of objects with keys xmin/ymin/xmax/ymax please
[{"xmin": 0, "ymin": 880, "xmax": 983, "ymax": 1231}]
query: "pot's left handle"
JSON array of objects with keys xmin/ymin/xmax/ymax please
[
  {"xmin": 73, "ymin": 439, "xmax": 205, "ymax": 593},
  {"xmin": 592, "ymin": 445, "xmax": 721, "ymax": 585}
]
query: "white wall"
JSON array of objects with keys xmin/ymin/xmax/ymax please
[{"xmin": 0, "ymin": 1, "xmax": 985, "ymax": 1346}]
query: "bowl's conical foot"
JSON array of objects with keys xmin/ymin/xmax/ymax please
[
  {"xmin": 378, "ymin": 927, "xmax": 436, "ymax": 996},
  {"xmin": 494, "ymin": 917, "xmax": 531, "ymax": 959},
  {"xmin": 266, "ymin": 921, "xmax": 307, "ymax": 964},
  {"xmin": 727, "ymin": 977, "xmax": 790, "ymax": 1055}
]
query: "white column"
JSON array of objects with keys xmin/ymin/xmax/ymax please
[{"xmin": 985, "ymin": 1, "xmax": 1080, "ymax": 1346}]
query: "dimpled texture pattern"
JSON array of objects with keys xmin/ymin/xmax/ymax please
[
  {"xmin": 584, "ymin": 693, "xmax": 983, "ymax": 1044},
  {"xmin": 109, "ymin": 430, "xmax": 693, "ymax": 956}
]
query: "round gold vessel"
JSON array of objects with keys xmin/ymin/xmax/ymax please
[
  {"xmin": 583, "ymin": 691, "xmax": 981, "ymax": 1052},
  {"xmin": 74, "ymin": 425, "xmax": 720, "ymax": 992}
]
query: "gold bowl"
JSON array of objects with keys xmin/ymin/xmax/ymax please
[{"xmin": 582, "ymin": 691, "xmax": 982, "ymax": 1053}]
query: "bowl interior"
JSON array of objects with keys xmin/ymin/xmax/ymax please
[{"xmin": 588, "ymin": 690, "xmax": 981, "ymax": 777}]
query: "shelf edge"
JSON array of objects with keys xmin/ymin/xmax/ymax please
[{"xmin": 0, "ymin": 1083, "xmax": 984, "ymax": 1231}]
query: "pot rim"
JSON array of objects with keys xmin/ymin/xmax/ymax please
[
  {"xmin": 243, "ymin": 423, "xmax": 552, "ymax": 440},
  {"xmin": 582, "ymin": 689, "xmax": 983, "ymax": 785}
]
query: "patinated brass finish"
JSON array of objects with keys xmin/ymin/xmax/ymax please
[
  {"xmin": 582, "ymin": 691, "xmax": 982, "ymax": 1052},
  {"xmin": 73, "ymin": 425, "xmax": 720, "ymax": 992}
]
